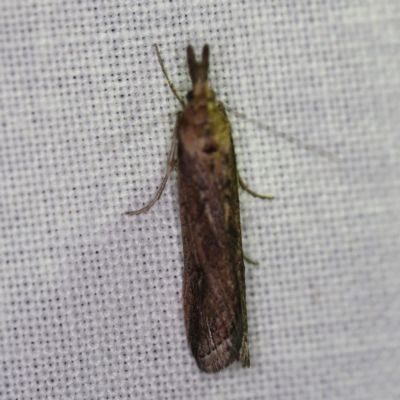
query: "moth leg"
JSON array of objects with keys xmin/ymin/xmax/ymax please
[
  {"xmin": 237, "ymin": 173, "xmax": 274, "ymax": 200},
  {"xmin": 125, "ymin": 133, "xmax": 177, "ymax": 215},
  {"xmin": 153, "ymin": 43, "xmax": 186, "ymax": 108},
  {"xmin": 243, "ymin": 253, "xmax": 259, "ymax": 265}
]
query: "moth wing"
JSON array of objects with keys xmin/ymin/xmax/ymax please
[{"xmin": 177, "ymin": 109, "xmax": 249, "ymax": 373}]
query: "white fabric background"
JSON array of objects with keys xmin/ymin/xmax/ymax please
[{"xmin": 1, "ymin": 1, "xmax": 399, "ymax": 399}]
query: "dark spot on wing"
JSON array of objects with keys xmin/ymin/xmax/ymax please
[{"xmin": 203, "ymin": 139, "xmax": 219, "ymax": 153}]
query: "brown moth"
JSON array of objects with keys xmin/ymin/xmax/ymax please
[{"xmin": 125, "ymin": 44, "xmax": 273, "ymax": 373}]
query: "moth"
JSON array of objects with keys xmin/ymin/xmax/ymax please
[{"xmin": 126, "ymin": 44, "xmax": 273, "ymax": 373}]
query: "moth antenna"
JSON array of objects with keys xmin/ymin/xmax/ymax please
[
  {"xmin": 226, "ymin": 108, "xmax": 340, "ymax": 163},
  {"xmin": 153, "ymin": 43, "xmax": 185, "ymax": 107}
]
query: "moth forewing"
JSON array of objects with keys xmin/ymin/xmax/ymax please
[{"xmin": 177, "ymin": 89, "xmax": 250, "ymax": 373}]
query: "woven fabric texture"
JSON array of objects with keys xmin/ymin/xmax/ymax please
[{"xmin": 1, "ymin": 1, "xmax": 400, "ymax": 399}]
